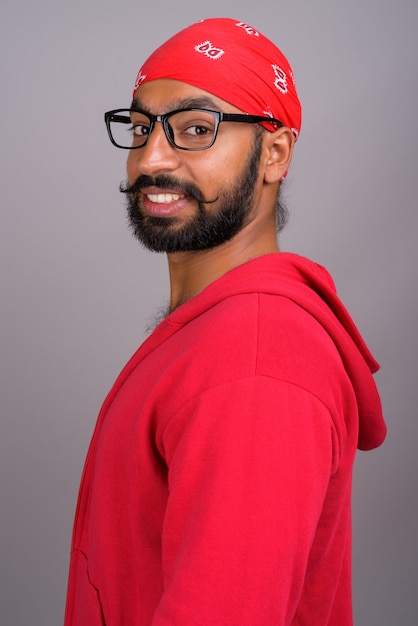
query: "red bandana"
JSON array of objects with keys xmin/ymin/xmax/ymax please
[{"xmin": 133, "ymin": 18, "xmax": 302, "ymax": 139}]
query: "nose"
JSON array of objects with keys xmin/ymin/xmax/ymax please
[{"xmin": 127, "ymin": 121, "xmax": 181, "ymax": 179}]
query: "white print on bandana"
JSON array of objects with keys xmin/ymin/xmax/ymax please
[
  {"xmin": 272, "ymin": 65, "xmax": 288, "ymax": 94},
  {"xmin": 235, "ymin": 22, "xmax": 260, "ymax": 37},
  {"xmin": 289, "ymin": 70, "xmax": 296, "ymax": 86},
  {"xmin": 195, "ymin": 41, "xmax": 225, "ymax": 60},
  {"xmin": 263, "ymin": 109, "xmax": 281, "ymax": 130},
  {"xmin": 134, "ymin": 70, "xmax": 147, "ymax": 91}
]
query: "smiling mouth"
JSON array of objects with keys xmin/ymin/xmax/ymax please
[{"xmin": 146, "ymin": 193, "xmax": 185, "ymax": 204}]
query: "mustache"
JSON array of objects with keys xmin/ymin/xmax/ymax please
[{"xmin": 119, "ymin": 175, "xmax": 218, "ymax": 205}]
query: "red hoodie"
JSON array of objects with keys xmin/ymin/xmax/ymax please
[{"xmin": 64, "ymin": 253, "xmax": 386, "ymax": 625}]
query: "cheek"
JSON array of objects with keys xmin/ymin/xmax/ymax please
[
  {"xmin": 194, "ymin": 152, "xmax": 234, "ymax": 188},
  {"xmin": 215, "ymin": 141, "xmax": 251, "ymax": 178},
  {"xmin": 126, "ymin": 152, "xmax": 136, "ymax": 182}
]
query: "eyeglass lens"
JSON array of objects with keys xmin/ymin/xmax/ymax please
[{"xmin": 108, "ymin": 110, "xmax": 219, "ymax": 150}]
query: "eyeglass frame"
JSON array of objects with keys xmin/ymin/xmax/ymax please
[{"xmin": 104, "ymin": 107, "xmax": 284, "ymax": 151}]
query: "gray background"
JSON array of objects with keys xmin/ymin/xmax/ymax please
[{"xmin": 1, "ymin": 0, "xmax": 417, "ymax": 624}]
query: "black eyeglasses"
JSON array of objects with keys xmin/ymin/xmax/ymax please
[{"xmin": 104, "ymin": 107, "xmax": 283, "ymax": 151}]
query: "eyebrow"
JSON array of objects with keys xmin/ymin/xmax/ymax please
[{"xmin": 130, "ymin": 95, "xmax": 222, "ymax": 114}]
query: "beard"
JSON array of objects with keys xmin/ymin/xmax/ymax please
[{"xmin": 120, "ymin": 132, "xmax": 263, "ymax": 253}]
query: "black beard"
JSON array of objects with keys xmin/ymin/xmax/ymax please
[{"xmin": 120, "ymin": 133, "xmax": 263, "ymax": 253}]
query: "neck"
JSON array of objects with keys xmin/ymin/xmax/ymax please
[{"xmin": 166, "ymin": 216, "xmax": 279, "ymax": 312}]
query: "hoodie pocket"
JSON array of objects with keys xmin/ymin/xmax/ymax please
[{"xmin": 64, "ymin": 549, "xmax": 105, "ymax": 625}]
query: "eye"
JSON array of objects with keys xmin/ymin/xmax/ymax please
[
  {"xmin": 183, "ymin": 124, "xmax": 211, "ymax": 137},
  {"xmin": 168, "ymin": 111, "xmax": 217, "ymax": 149},
  {"xmin": 129, "ymin": 112, "xmax": 152, "ymax": 143},
  {"xmin": 171, "ymin": 111, "xmax": 216, "ymax": 138},
  {"xmin": 132, "ymin": 123, "xmax": 150, "ymax": 137}
]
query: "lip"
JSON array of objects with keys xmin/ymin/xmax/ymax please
[{"xmin": 141, "ymin": 186, "xmax": 192, "ymax": 218}]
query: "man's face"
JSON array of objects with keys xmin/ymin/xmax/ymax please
[{"xmin": 122, "ymin": 79, "xmax": 265, "ymax": 253}]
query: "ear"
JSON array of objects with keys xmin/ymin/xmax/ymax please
[{"xmin": 262, "ymin": 127, "xmax": 295, "ymax": 184}]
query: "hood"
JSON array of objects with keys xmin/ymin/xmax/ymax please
[{"xmin": 167, "ymin": 252, "xmax": 386, "ymax": 451}]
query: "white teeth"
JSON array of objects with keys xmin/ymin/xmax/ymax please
[{"xmin": 147, "ymin": 193, "xmax": 183, "ymax": 204}]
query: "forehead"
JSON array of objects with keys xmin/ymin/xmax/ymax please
[{"xmin": 132, "ymin": 78, "xmax": 245, "ymax": 115}]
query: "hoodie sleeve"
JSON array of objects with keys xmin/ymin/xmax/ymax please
[{"xmin": 153, "ymin": 375, "xmax": 340, "ymax": 626}]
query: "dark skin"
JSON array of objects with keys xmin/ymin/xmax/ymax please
[{"xmin": 127, "ymin": 79, "xmax": 295, "ymax": 312}]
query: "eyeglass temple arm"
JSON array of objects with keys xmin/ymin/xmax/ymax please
[{"xmin": 220, "ymin": 112, "xmax": 282, "ymax": 125}]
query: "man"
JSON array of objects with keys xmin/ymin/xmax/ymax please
[{"xmin": 65, "ymin": 18, "xmax": 386, "ymax": 625}]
